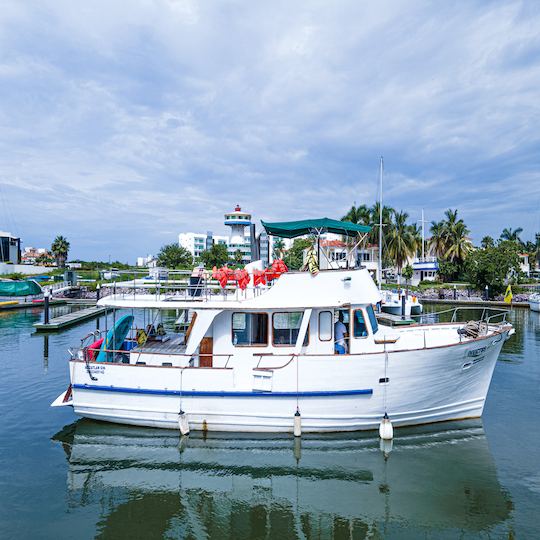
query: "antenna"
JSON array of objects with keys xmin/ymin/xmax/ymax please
[{"xmin": 378, "ymin": 157, "xmax": 383, "ymax": 288}]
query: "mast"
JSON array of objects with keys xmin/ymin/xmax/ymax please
[
  {"xmin": 378, "ymin": 157, "xmax": 383, "ymax": 289},
  {"xmin": 421, "ymin": 208, "xmax": 425, "ymax": 260}
]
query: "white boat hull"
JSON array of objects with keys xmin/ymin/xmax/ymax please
[
  {"xmin": 66, "ymin": 329, "xmax": 508, "ymax": 433},
  {"xmin": 530, "ymin": 300, "xmax": 540, "ymax": 312}
]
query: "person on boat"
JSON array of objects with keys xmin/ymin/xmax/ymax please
[{"xmin": 334, "ymin": 311, "xmax": 348, "ymax": 354}]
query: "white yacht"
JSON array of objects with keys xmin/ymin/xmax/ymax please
[
  {"xmin": 380, "ymin": 289, "xmax": 423, "ymax": 317},
  {"xmin": 52, "ymin": 219, "xmax": 513, "ymax": 434},
  {"xmin": 529, "ymin": 292, "xmax": 540, "ymax": 312}
]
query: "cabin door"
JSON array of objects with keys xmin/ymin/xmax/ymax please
[{"xmin": 199, "ymin": 337, "xmax": 213, "ymax": 367}]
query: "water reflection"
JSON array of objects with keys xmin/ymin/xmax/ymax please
[{"xmin": 52, "ymin": 420, "xmax": 512, "ymax": 539}]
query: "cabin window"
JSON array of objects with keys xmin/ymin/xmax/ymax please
[
  {"xmin": 366, "ymin": 305, "xmax": 379, "ymax": 334},
  {"xmin": 353, "ymin": 309, "xmax": 368, "ymax": 338},
  {"xmin": 232, "ymin": 313, "xmax": 268, "ymax": 346},
  {"xmin": 272, "ymin": 312, "xmax": 309, "ymax": 346},
  {"xmin": 318, "ymin": 311, "xmax": 332, "ymax": 341}
]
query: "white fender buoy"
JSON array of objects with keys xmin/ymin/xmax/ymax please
[
  {"xmin": 379, "ymin": 438, "xmax": 393, "ymax": 455},
  {"xmin": 293, "ymin": 437, "xmax": 302, "ymax": 462},
  {"xmin": 178, "ymin": 410, "xmax": 190, "ymax": 436},
  {"xmin": 293, "ymin": 409, "xmax": 302, "ymax": 437},
  {"xmin": 379, "ymin": 412, "xmax": 393, "ymax": 440}
]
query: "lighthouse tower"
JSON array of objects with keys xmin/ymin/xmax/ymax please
[{"xmin": 224, "ymin": 205, "xmax": 252, "ymax": 264}]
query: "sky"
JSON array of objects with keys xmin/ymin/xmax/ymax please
[{"xmin": 1, "ymin": 0, "xmax": 539, "ymax": 261}]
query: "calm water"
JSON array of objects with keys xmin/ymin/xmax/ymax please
[{"xmin": 0, "ymin": 305, "xmax": 539, "ymax": 539}]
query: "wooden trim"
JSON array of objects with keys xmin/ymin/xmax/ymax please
[{"xmin": 184, "ymin": 311, "xmax": 197, "ymax": 344}]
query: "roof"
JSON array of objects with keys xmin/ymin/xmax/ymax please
[
  {"xmin": 261, "ymin": 218, "xmax": 371, "ymax": 239},
  {"xmin": 98, "ymin": 268, "xmax": 381, "ymax": 310},
  {"xmin": 320, "ymin": 240, "xmax": 347, "ymax": 248}
]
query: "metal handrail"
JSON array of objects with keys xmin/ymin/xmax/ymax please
[{"xmin": 417, "ymin": 306, "xmax": 509, "ymax": 325}]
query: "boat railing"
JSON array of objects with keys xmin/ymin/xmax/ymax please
[
  {"xmin": 417, "ymin": 306, "xmax": 510, "ymax": 326},
  {"xmin": 103, "ymin": 278, "xmax": 270, "ymax": 303}
]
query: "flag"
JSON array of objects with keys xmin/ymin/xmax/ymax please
[{"xmin": 504, "ymin": 284, "xmax": 513, "ymax": 304}]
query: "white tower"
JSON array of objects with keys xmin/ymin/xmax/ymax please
[{"xmin": 224, "ymin": 205, "xmax": 252, "ymax": 264}]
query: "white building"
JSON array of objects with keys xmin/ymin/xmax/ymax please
[
  {"xmin": 224, "ymin": 205, "xmax": 252, "ymax": 264},
  {"xmin": 178, "ymin": 232, "xmax": 228, "ymax": 260},
  {"xmin": 136, "ymin": 255, "xmax": 158, "ymax": 268},
  {"xmin": 0, "ymin": 231, "xmax": 21, "ymax": 264}
]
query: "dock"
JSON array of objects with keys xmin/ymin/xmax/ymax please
[
  {"xmin": 376, "ymin": 312, "xmax": 416, "ymax": 326},
  {"xmin": 0, "ymin": 299, "xmax": 67, "ymax": 311},
  {"xmin": 33, "ymin": 306, "xmax": 109, "ymax": 332}
]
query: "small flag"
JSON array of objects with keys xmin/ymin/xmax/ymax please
[{"xmin": 504, "ymin": 285, "xmax": 513, "ymax": 304}]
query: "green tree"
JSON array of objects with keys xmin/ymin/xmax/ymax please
[
  {"xmin": 199, "ymin": 243, "xmax": 229, "ymax": 269},
  {"xmin": 234, "ymin": 249, "xmax": 243, "ymax": 266},
  {"xmin": 284, "ymin": 238, "xmax": 313, "ymax": 270},
  {"xmin": 51, "ymin": 235, "xmax": 70, "ymax": 268},
  {"xmin": 437, "ymin": 259, "xmax": 459, "ymax": 283},
  {"xmin": 386, "ymin": 211, "xmax": 415, "ymax": 274},
  {"xmin": 157, "ymin": 243, "xmax": 193, "ymax": 269},
  {"xmin": 429, "ymin": 221, "xmax": 447, "ymax": 259},
  {"xmin": 342, "ymin": 204, "xmax": 371, "ymax": 226},
  {"xmin": 464, "ymin": 241, "xmax": 521, "ymax": 297},
  {"xmin": 272, "ymin": 238, "xmax": 285, "ymax": 260},
  {"xmin": 444, "ymin": 221, "xmax": 472, "ymax": 264},
  {"xmin": 499, "ymin": 227, "xmax": 523, "ymax": 245},
  {"xmin": 481, "ymin": 236, "xmax": 495, "ymax": 249},
  {"xmin": 402, "ymin": 264, "xmax": 414, "ymax": 295},
  {"xmin": 368, "ymin": 202, "xmax": 395, "ymax": 247}
]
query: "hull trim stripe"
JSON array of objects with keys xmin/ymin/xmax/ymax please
[{"xmin": 73, "ymin": 384, "xmax": 373, "ymax": 398}]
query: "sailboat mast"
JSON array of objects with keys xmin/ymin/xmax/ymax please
[
  {"xmin": 421, "ymin": 208, "xmax": 425, "ymax": 260},
  {"xmin": 378, "ymin": 157, "xmax": 383, "ymax": 288}
]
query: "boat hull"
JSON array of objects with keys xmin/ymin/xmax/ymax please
[{"xmin": 67, "ymin": 329, "xmax": 508, "ymax": 433}]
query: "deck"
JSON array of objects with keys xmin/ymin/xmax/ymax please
[{"xmin": 34, "ymin": 306, "xmax": 109, "ymax": 332}]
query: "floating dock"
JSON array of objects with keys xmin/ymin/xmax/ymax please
[
  {"xmin": 376, "ymin": 312, "xmax": 417, "ymax": 326},
  {"xmin": 34, "ymin": 306, "xmax": 109, "ymax": 332},
  {"xmin": 0, "ymin": 299, "xmax": 67, "ymax": 311}
]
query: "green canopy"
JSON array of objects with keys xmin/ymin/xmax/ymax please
[
  {"xmin": 261, "ymin": 218, "xmax": 371, "ymax": 239},
  {"xmin": 0, "ymin": 280, "xmax": 42, "ymax": 297}
]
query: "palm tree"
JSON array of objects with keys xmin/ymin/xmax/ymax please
[
  {"xmin": 429, "ymin": 221, "xmax": 446, "ymax": 258},
  {"xmin": 500, "ymin": 227, "xmax": 523, "ymax": 244},
  {"xmin": 341, "ymin": 203, "xmax": 371, "ymax": 225},
  {"xmin": 408, "ymin": 223, "xmax": 422, "ymax": 257},
  {"xmin": 481, "ymin": 236, "xmax": 495, "ymax": 249},
  {"xmin": 386, "ymin": 211, "xmax": 416, "ymax": 273},
  {"xmin": 444, "ymin": 221, "xmax": 472, "ymax": 263},
  {"xmin": 272, "ymin": 238, "xmax": 285, "ymax": 260},
  {"xmin": 51, "ymin": 235, "xmax": 70, "ymax": 268}
]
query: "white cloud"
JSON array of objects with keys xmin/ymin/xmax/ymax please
[{"xmin": 0, "ymin": 0, "xmax": 539, "ymax": 259}]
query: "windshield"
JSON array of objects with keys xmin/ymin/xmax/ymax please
[{"xmin": 366, "ymin": 305, "xmax": 379, "ymax": 334}]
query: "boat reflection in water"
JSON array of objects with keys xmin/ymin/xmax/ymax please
[{"xmin": 52, "ymin": 420, "xmax": 512, "ymax": 538}]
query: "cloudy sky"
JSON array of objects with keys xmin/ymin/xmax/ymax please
[{"xmin": 1, "ymin": 0, "xmax": 539, "ymax": 261}]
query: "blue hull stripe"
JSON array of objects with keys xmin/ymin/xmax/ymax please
[{"xmin": 73, "ymin": 384, "xmax": 373, "ymax": 398}]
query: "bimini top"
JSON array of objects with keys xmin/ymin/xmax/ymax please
[
  {"xmin": 0, "ymin": 280, "xmax": 42, "ymax": 297},
  {"xmin": 261, "ymin": 218, "xmax": 371, "ymax": 238}
]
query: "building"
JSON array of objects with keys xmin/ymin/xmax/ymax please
[
  {"xmin": 136, "ymin": 255, "xmax": 158, "ymax": 268},
  {"xmin": 178, "ymin": 232, "xmax": 228, "ymax": 260},
  {"xmin": 21, "ymin": 246, "xmax": 51, "ymax": 264},
  {"xmin": 411, "ymin": 257, "xmax": 440, "ymax": 286},
  {"xmin": 316, "ymin": 240, "xmax": 380, "ymax": 281},
  {"xmin": 518, "ymin": 253, "xmax": 530, "ymax": 277},
  {"xmin": 0, "ymin": 231, "xmax": 21, "ymax": 264},
  {"xmin": 224, "ymin": 205, "xmax": 252, "ymax": 265}
]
